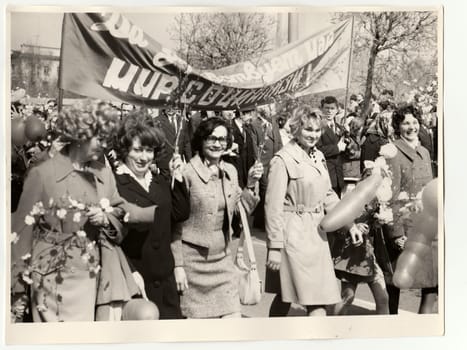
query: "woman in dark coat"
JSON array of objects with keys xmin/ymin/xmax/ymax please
[
  {"xmin": 385, "ymin": 105, "xmax": 437, "ymax": 314},
  {"xmin": 113, "ymin": 111, "xmax": 190, "ymax": 319}
]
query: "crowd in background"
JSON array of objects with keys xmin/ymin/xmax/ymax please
[{"xmin": 10, "ymin": 85, "xmax": 439, "ymax": 321}]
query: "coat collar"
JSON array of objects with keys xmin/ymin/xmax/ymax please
[
  {"xmin": 394, "ymin": 138, "xmax": 427, "ymax": 162},
  {"xmin": 190, "ymin": 154, "xmax": 232, "ymax": 184},
  {"xmin": 115, "ymin": 172, "xmax": 160, "ymax": 204},
  {"xmin": 281, "ymin": 140, "xmax": 310, "ymax": 163},
  {"xmin": 281, "ymin": 140, "xmax": 321, "ymax": 169},
  {"xmin": 53, "ymin": 151, "xmax": 105, "ymax": 183}
]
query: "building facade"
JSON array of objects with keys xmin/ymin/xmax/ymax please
[{"xmin": 11, "ymin": 44, "xmax": 60, "ymax": 98}]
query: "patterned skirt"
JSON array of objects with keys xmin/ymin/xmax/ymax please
[{"xmin": 180, "ymin": 238, "xmax": 240, "ymax": 319}]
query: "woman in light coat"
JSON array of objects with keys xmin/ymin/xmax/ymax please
[{"xmin": 265, "ymin": 105, "xmax": 365, "ymax": 317}]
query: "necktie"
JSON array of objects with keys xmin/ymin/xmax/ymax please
[{"xmin": 171, "ymin": 116, "xmax": 178, "ymax": 133}]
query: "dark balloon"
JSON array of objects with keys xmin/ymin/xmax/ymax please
[
  {"xmin": 11, "ymin": 117, "xmax": 28, "ymax": 146},
  {"xmin": 24, "ymin": 116, "xmax": 47, "ymax": 142},
  {"xmin": 422, "ymin": 179, "xmax": 438, "ymax": 218}
]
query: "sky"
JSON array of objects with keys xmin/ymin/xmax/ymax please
[{"xmin": 10, "ymin": 11, "xmax": 332, "ymax": 52}]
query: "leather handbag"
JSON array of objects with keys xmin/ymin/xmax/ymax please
[{"xmin": 235, "ymin": 203, "xmax": 262, "ymax": 305}]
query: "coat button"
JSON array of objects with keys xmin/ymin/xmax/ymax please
[{"xmin": 153, "ymin": 281, "xmax": 161, "ymax": 288}]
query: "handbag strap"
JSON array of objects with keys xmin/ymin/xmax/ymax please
[{"xmin": 236, "ymin": 202, "xmax": 257, "ymax": 267}]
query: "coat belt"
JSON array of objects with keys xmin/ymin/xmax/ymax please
[{"xmin": 283, "ymin": 203, "xmax": 323, "ymax": 215}]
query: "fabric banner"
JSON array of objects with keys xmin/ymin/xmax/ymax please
[{"xmin": 59, "ymin": 13, "xmax": 351, "ymax": 110}]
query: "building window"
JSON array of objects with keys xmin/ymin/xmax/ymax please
[{"xmin": 43, "ymin": 65, "xmax": 50, "ymax": 76}]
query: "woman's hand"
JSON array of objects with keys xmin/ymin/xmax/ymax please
[
  {"xmin": 174, "ymin": 266, "xmax": 189, "ymax": 293},
  {"xmin": 223, "ymin": 142, "xmax": 239, "ymax": 157},
  {"xmin": 394, "ymin": 236, "xmax": 407, "ymax": 251},
  {"xmin": 86, "ymin": 207, "xmax": 109, "ymax": 227},
  {"xmin": 11, "ymin": 293, "xmax": 28, "ymax": 322},
  {"xmin": 132, "ymin": 271, "xmax": 149, "ymax": 301},
  {"xmin": 246, "ymin": 161, "xmax": 264, "ymax": 188},
  {"xmin": 349, "ymin": 223, "xmax": 368, "ymax": 246},
  {"xmin": 266, "ymin": 249, "xmax": 281, "ymax": 271},
  {"xmin": 169, "ymin": 153, "xmax": 185, "ymax": 183}
]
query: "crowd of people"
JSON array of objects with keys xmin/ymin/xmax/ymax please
[{"xmin": 9, "ymin": 85, "xmax": 439, "ymax": 322}]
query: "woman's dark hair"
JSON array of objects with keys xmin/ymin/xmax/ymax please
[
  {"xmin": 392, "ymin": 104, "xmax": 422, "ymax": 136},
  {"xmin": 116, "ymin": 110, "xmax": 166, "ymax": 161},
  {"xmin": 191, "ymin": 116, "xmax": 233, "ymax": 157}
]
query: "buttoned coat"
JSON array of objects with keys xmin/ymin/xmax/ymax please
[
  {"xmin": 264, "ymin": 141, "xmax": 341, "ymax": 305},
  {"xmin": 171, "ymin": 155, "xmax": 259, "ymax": 267},
  {"xmin": 388, "ymin": 139, "xmax": 433, "ymax": 239},
  {"xmin": 114, "ymin": 171, "xmax": 189, "ymax": 318},
  {"xmin": 385, "ymin": 138, "xmax": 436, "ymax": 288},
  {"xmin": 11, "ymin": 151, "xmax": 156, "ymax": 321}
]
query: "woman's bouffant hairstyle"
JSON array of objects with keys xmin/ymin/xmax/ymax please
[
  {"xmin": 55, "ymin": 100, "xmax": 119, "ymax": 144},
  {"xmin": 191, "ymin": 116, "xmax": 233, "ymax": 157},
  {"xmin": 392, "ymin": 104, "xmax": 421, "ymax": 137},
  {"xmin": 116, "ymin": 110, "xmax": 166, "ymax": 161},
  {"xmin": 288, "ymin": 105, "xmax": 322, "ymax": 139}
]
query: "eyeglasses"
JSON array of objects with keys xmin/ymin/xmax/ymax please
[{"xmin": 205, "ymin": 135, "xmax": 228, "ymax": 145}]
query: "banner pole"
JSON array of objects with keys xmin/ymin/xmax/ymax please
[
  {"xmin": 57, "ymin": 14, "xmax": 67, "ymax": 112},
  {"xmin": 343, "ymin": 15, "xmax": 356, "ymax": 120}
]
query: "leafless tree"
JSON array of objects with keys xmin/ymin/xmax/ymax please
[
  {"xmin": 335, "ymin": 11, "xmax": 437, "ymax": 116},
  {"xmin": 170, "ymin": 13, "xmax": 276, "ymax": 70}
]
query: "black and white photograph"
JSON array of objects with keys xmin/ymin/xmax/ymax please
[{"xmin": 4, "ymin": 4, "xmax": 447, "ymax": 345}]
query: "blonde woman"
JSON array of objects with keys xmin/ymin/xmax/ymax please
[{"xmin": 265, "ymin": 105, "xmax": 365, "ymax": 317}]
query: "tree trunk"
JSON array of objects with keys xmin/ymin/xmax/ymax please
[{"xmin": 362, "ymin": 42, "xmax": 379, "ymax": 119}]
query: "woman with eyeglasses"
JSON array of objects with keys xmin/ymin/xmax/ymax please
[{"xmin": 171, "ymin": 117, "xmax": 263, "ymax": 318}]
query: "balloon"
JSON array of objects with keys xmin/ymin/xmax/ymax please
[
  {"xmin": 122, "ymin": 299, "xmax": 159, "ymax": 320},
  {"xmin": 393, "ymin": 210, "xmax": 438, "ymax": 289},
  {"xmin": 422, "ymin": 179, "xmax": 438, "ymax": 218},
  {"xmin": 11, "ymin": 117, "xmax": 28, "ymax": 146},
  {"xmin": 320, "ymin": 171, "xmax": 383, "ymax": 232},
  {"xmin": 24, "ymin": 116, "xmax": 47, "ymax": 142}
]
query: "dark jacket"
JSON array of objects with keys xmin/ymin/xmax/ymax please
[
  {"xmin": 418, "ymin": 126, "xmax": 434, "ymax": 159},
  {"xmin": 223, "ymin": 120, "xmax": 257, "ymax": 189},
  {"xmin": 155, "ymin": 114, "xmax": 192, "ymax": 173},
  {"xmin": 115, "ymin": 172, "xmax": 190, "ymax": 282},
  {"xmin": 360, "ymin": 133, "xmax": 389, "ymax": 173},
  {"xmin": 317, "ymin": 124, "xmax": 344, "ymax": 192}
]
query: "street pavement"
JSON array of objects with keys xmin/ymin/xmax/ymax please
[{"xmin": 234, "ymin": 226, "xmax": 437, "ymax": 318}]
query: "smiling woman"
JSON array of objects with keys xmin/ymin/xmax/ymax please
[
  {"xmin": 171, "ymin": 116, "xmax": 263, "ymax": 319},
  {"xmin": 384, "ymin": 104, "xmax": 437, "ymax": 315},
  {"xmin": 113, "ymin": 110, "xmax": 190, "ymax": 319}
]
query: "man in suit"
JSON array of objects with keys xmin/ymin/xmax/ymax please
[
  {"xmin": 418, "ymin": 107, "xmax": 437, "ymax": 176},
  {"xmin": 316, "ymin": 96, "xmax": 347, "ymax": 198},
  {"xmin": 222, "ymin": 108, "xmax": 257, "ymax": 238},
  {"xmin": 223, "ymin": 109, "xmax": 257, "ymax": 189},
  {"xmin": 155, "ymin": 108, "xmax": 192, "ymax": 174}
]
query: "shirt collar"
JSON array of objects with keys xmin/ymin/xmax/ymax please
[{"xmin": 115, "ymin": 163, "xmax": 152, "ymax": 192}]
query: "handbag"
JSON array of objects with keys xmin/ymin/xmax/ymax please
[{"xmin": 235, "ymin": 203, "xmax": 262, "ymax": 305}]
